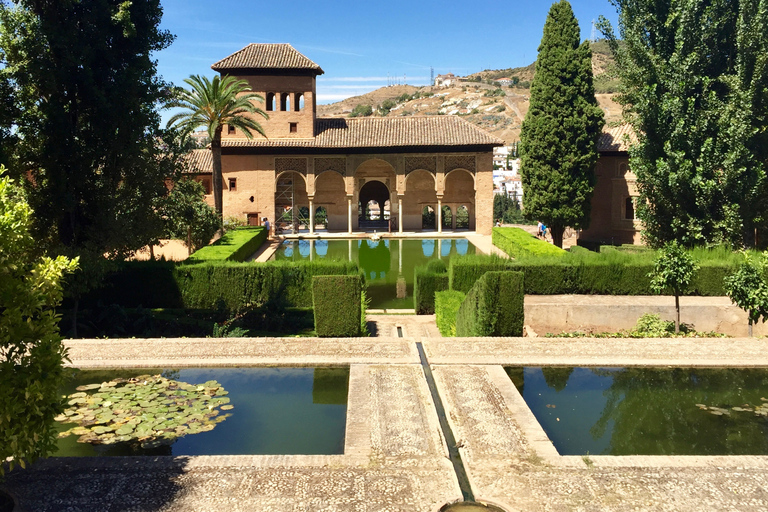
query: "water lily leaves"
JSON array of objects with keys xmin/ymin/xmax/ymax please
[{"xmin": 56, "ymin": 374, "xmax": 234, "ymax": 449}]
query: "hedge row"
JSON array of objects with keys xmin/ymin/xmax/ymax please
[
  {"xmin": 413, "ymin": 266, "xmax": 449, "ymax": 314},
  {"xmin": 313, "ymin": 275, "xmax": 362, "ymax": 337},
  {"xmin": 456, "ymin": 271, "xmax": 524, "ymax": 336},
  {"xmin": 449, "ymin": 254, "xmax": 515, "ymax": 293},
  {"xmin": 187, "ymin": 226, "xmax": 267, "ymax": 263},
  {"xmin": 435, "ymin": 290, "xmax": 466, "ymax": 337},
  {"xmin": 85, "ymin": 259, "xmax": 360, "ymax": 311},
  {"xmin": 447, "ymin": 254, "xmax": 732, "ymax": 296},
  {"xmin": 492, "ymin": 227, "xmax": 566, "ymax": 259}
]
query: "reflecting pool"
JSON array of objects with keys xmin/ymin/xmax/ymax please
[
  {"xmin": 55, "ymin": 367, "xmax": 349, "ymax": 456},
  {"xmin": 507, "ymin": 366, "xmax": 768, "ymax": 456},
  {"xmin": 272, "ymin": 238, "xmax": 476, "ymax": 309}
]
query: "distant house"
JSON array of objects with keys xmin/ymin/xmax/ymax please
[
  {"xmin": 578, "ymin": 125, "xmax": 641, "ymax": 246},
  {"xmin": 496, "ymin": 77, "xmax": 514, "ymax": 87},
  {"xmin": 435, "ymin": 73, "xmax": 457, "ymax": 87}
]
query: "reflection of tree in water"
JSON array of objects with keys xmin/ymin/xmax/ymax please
[
  {"xmin": 313, "ymin": 368, "xmax": 349, "ymax": 405},
  {"xmin": 358, "ymin": 240, "xmax": 390, "ymax": 278},
  {"xmin": 506, "ymin": 367, "xmax": 525, "ymax": 395},
  {"xmin": 541, "ymin": 367, "xmax": 574, "ymax": 392},
  {"xmin": 591, "ymin": 367, "xmax": 768, "ymax": 455}
]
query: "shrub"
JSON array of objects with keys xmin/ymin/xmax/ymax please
[
  {"xmin": 187, "ymin": 226, "xmax": 267, "ymax": 263},
  {"xmin": 312, "ymin": 275, "xmax": 362, "ymax": 337},
  {"xmin": 349, "ymin": 104, "xmax": 373, "ymax": 117},
  {"xmin": 449, "ymin": 254, "xmax": 514, "ymax": 292},
  {"xmin": 414, "ymin": 266, "xmax": 450, "ymax": 314},
  {"xmin": 435, "ymin": 290, "xmax": 466, "ymax": 337},
  {"xmin": 85, "ymin": 259, "xmax": 359, "ymax": 312},
  {"xmin": 492, "ymin": 227, "xmax": 566, "ymax": 259},
  {"xmin": 456, "ymin": 271, "xmax": 524, "ymax": 336}
]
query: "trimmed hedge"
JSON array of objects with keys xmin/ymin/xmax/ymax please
[
  {"xmin": 85, "ymin": 259, "xmax": 360, "ymax": 311},
  {"xmin": 312, "ymin": 275, "xmax": 361, "ymax": 337},
  {"xmin": 187, "ymin": 226, "xmax": 267, "ymax": 263},
  {"xmin": 449, "ymin": 254, "xmax": 515, "ymax": 293},
  {"xmin": 492, "ymin": 227, "xmax": 566, "ymax": 259},
  {"xmin": 456, "ymin": 271, "xmax": 524, "ymax": 337},
  {"xmin": 435, "ymin": 290, "xmax": 466, "ymax": 337},
  {"xmin": 414, "ymin": 266, "xmax": 449, "ymax": 314},
  {"xmin": 506, "ymin": 260, "xmax": 732, "ymax": 296}
]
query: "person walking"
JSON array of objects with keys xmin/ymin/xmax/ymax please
[{"xmin": 263, "ymin": 217, "xmax": 271, "ymax": 238}]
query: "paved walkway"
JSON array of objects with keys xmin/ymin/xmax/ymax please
[{"xmin": 5, "ymin": 337, "xmax": 768, "ymax": 511}]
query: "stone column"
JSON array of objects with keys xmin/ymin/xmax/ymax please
[
  {"xmin": 347, "ymin": 195, "xmax": 353, "ymax": 234},
  {"xmin": 309, "ymin": 197, "xmax": 315, "ymax": 234},
  {"xmin": 437, "ymin": 197, "xmax": 443, "ymax": 233},
  {"xmin": 398, "ymin": 196, "xmax": 403, "ymax": 234}
]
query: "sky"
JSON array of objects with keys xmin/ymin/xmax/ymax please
[{"xmin": 155, "ymin": 0, "xmax": 619, "ymax": 120}]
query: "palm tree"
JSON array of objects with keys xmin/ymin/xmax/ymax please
[{"xmin": 167, "ymin": 75, "xmax": 268, "ymax": 217}]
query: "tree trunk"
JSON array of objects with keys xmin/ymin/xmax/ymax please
[
  {"xmin": 551, "ymin": 225, "xmax": 564, "ymax": 248},
  {"xmin": 749, "ymin": 318, "xmax": 753, "ymax": 337},
  {"xmin": 149, "ymin": 244, "xmax": 155, "ymax": 261},
  {"xmin": 674, "ymin": 294, "xmax": 680, "ymax": 334},
  {"xmin": 71, "ymin": 298, "xmax": 79, "ymax": 338},
  {"xmin": 187, "ymin": 226, "xmax": 192, "ymax": 256},
  {"xmin": 211, "ymin": 129, "xmax": 223, "ymax": 220}
]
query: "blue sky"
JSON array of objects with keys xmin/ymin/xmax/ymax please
[{"xmin": 156, "ymin": 0, "xmax": 618, "ymax": 112}]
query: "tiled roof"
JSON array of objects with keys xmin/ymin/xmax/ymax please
[
  {"xmin": 182, "ymin": 149, "xmax": 212, "ymax": 173},
  {"xmin": 222, "ymin": 116, "xmax": 504, "ymax": 149},
  {"xmin": 212, "ymin": 44, "xmax": 324, "ymax": 74},
  {"xmin": 598, "ymin": 124, "xmax": 636, "ymax": 152}
]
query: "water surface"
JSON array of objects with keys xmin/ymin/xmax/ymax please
[
  {"xmin": 508, "ymin": 366, "xmax": 768, "ymax": 455},
  {"xmin": 55, "ymin": 367, "xmax": 349, "ymax": 456},
  {"xmin": 272, "ymin": 238, "xmax": 476, "ymax": 309}
]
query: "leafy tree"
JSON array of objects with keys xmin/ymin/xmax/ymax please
[
  {"xmin": 162, "ymin": 179, "xmax": 221, "ymax": 254},
  {"xmin": 649, "ymin": 241, "xmax": 699, "ymax": 333},
  {"xmin": 0, "ymin": 0, "xmax": 176, "ymax": 258},
  {"xmin": 349, "ymin": 104, "xmax": 373, "ymax": 118},
  {"xmin": 598, "ymin": 1, "xmax": 768, "ymax": 248},
  {"xmin": 167, "ymin": 75, "xmax": 268, "ymax": 219},
  {"xmin": 378, "ymin": 99, "xmax": 396, "ymax": 116},
  {"xmin": 724, "ymin": 252, "xmax": 768, "ymax": 337},
  {"xmin": 520, "ymin": 0, "xmax": 605, "ymax": 248},
  {"xmin": 0, "ymin": 170, "xmax": 78, "ymax": 477}
]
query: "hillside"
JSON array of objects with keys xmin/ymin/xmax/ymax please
[{"xmin": 316, "ymin": 41, "xmax": 623, "ymax": 145}]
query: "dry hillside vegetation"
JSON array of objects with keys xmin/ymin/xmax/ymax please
[{"xmin": 316, "ymin": 41, "xmax": 623, "ymax": 144}]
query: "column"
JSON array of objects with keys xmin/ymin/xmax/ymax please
[
  {"xmin": 309, "ymin": 198, "xmax": 314, "ymax": 234},
  {"xmin": 310, "ymin": 239, "xmax": 314, "ymax": 261},
  {"xmin": 347, "ymin": 196, "xmax": 353, "ymax": 234},
  {"xmin": 437, "ymin": 198, "xmax": 443, "ymax": 233},
  {"xmin": 398, "ymin": 196, "xmax": 403, "ymax": 234}
]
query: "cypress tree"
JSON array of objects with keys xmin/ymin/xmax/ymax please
[{"xmin": 520, "ymin": 0, "xmax": 604, "ymax": 248}]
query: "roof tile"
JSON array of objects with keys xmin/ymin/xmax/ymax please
[
  {"xmin": 212, "ymin": 43, "xmax": 323, "ymax": 74},
  {"xmin": 598, "ymin": 124, "xmax": 636, "ymax": 152}
]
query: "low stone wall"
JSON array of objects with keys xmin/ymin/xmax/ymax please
[{"xmin": 525, "ymin": 295, "xmax": 768, "ymax": 337}]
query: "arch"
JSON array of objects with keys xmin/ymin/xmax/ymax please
[
  {"xmin": 617, "ymin": 162, "xmax": 628, "ymax": 177},
  {"xmin": 314, "ymin": 171, "xmax": 346, "ymax": 231},
  {"xmin": 422, "ymin": 205, "xmax": 436, "ymax": 229},
  {"xmin": 275, "ymin": 170, "xmax": 309, "ymax": 234},
  {"xmin": 314, "ymin": 206, "xmax": 328, "ymax": 228},
  {"xmin": 405, "ymin": 168, "xmax": 436, "ymax": 187},
  {"xmin": 445, "ymin": 167, "xmax": 476, "ymax": 186},
  {"xmin": 280, "ymin": 93, "xmax": 290, "ymax": 111},
  {"xmin": 455, "ymin": 205, "xmax": 470, "ymax": 229},
  {"xmin": 443, "ymin": 169, "xmax": 475, "ymax": 230},
  {"xmin": 295, "ymin": 93, "xmax": 304, "ymax": 111},
  {"xmin": 441, "ymin": 205, "xmax": 453, "ymax": 229},
  {"xmin": 266, "ymin": 92, "xmax": 275, "ymax": 111},
  {"xmin": 358, "ymin": 180, "xmax": 389, "ymax": 225}
]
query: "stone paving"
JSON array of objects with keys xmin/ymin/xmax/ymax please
[{"xmin": 6, "ymin": 336, "xmax": 768, "ymax": 511}]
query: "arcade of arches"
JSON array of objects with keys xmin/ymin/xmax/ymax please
[{"xmin": 217, "ymin": 152, "xmax": 492, "ymax": 234}]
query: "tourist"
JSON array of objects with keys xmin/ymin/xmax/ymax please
[
  {"xmin": 537, "ymin": 221, "xmax": 543, "ymax": 238},
  {"xmin": 263, "ymin": 217, "xmax": 271, "ymax": 238}
]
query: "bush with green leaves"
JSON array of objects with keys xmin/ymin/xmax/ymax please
[
  {"xmin": 724, "ymin": 252, "xmax": 768, "ymax": 337},
  {"xmin": 449, "ymin": 254, "xmax": 515, "ymax": 292},
  {"xmin": 649, "ymin": 241, "xmax": 699, "ymax": 333},
  {"xmin": 349, "ymin": 104, "xmax": 373, "ymax": 118},
  {"xmin": 0, "ymin": 171, "xmax": 78, "ymax": 477},
  {"xmin": 435, "ymin": 290, "xmax": 466, "ymax": 337},
  {"xmin": 187, "ymin": 226, "xmax": 267, "ymax": 263},
  {"xmin": 163, "ymin": 179, "xmax": 221, "ymax": 253},
  {"xmin": 493, "ymin": 227, "xmax": 566, "ymax": 259},
  {"xmin": 414, "ymin": 265, "xmax": 449, "ymax": 314},
  {"xmin": 312, "ymin": 275, "xmax": 362, "ymax": 337},
  {"xmin": 456, "ymin": 271, "xmax": 524, "ymax": 337}
]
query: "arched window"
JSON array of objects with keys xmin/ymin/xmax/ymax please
[
  {"xmin": 625, "ymin": 197, "xmax": 635, "ymax": 220},
  {"xmin": 441, "ymin": 205, "xmax": 453, "ymax": 229},
  {"xmin": 422, "ymin": 205, "xmax": 435, "ymax": 229},
  {"xmin": 266, "ymin": 92, "xmax": 275, "ymax": 111},
  {"xmin": 455, "ymin": 205, "xmax": 469, "ymax": 229},
  {"xmin": 280, "ymin": 93, "xmax": 289, "ymax": 111},
  {"xmin": 295, "ymin": 93, "xmax": 304, "ymax": 111}
]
